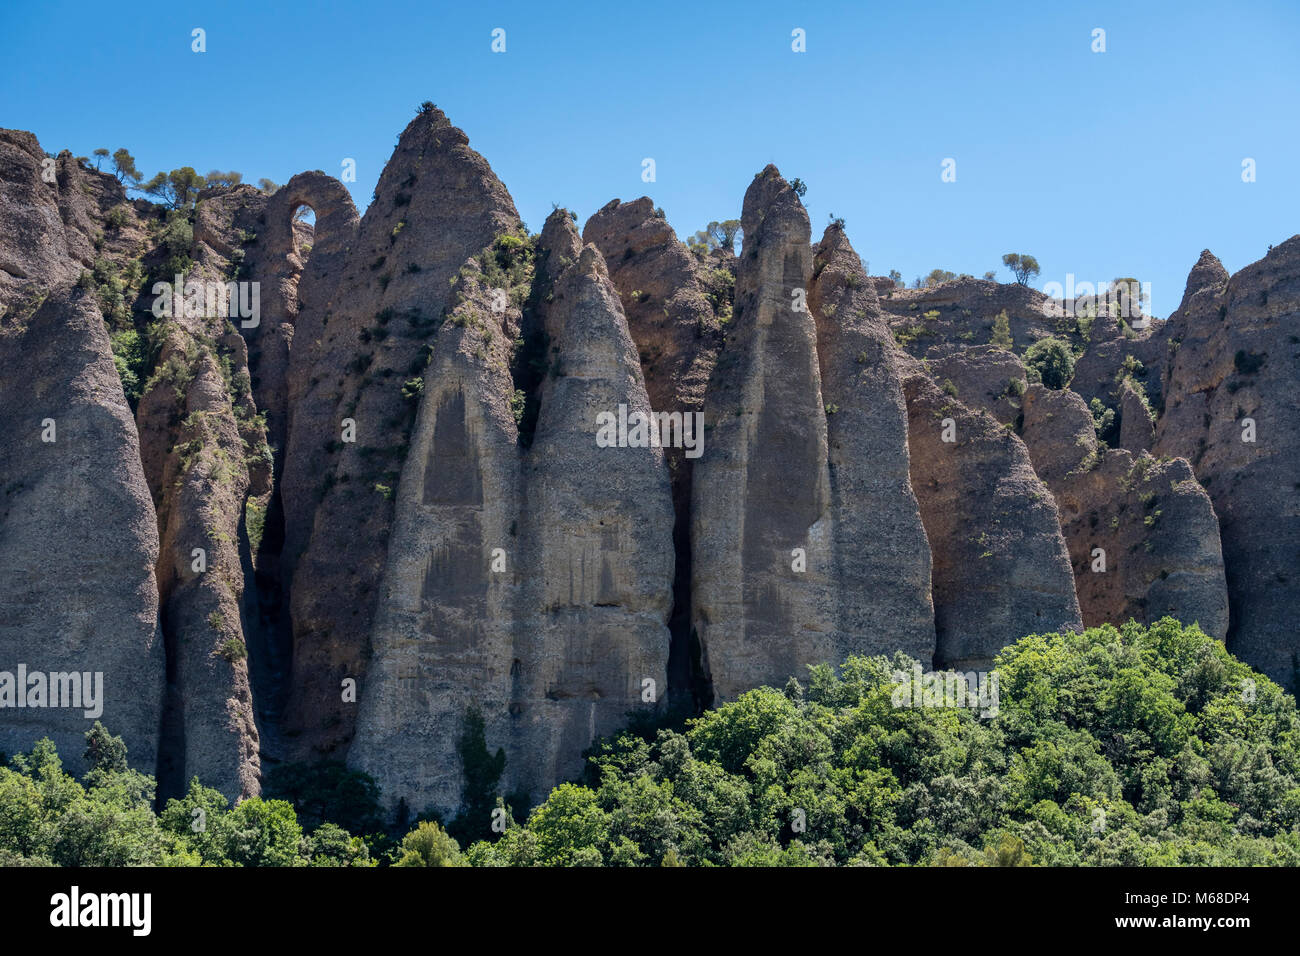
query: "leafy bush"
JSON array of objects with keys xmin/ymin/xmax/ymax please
[
  {"xmin": 154, "ymin": 214, "xmax": 195, "ymax": 280},
  {"xmin": 1024, "ymin": 336, "xmax": 1076, "ymax": 389},
  {"xmin": 109, "ymin": 328, "xmax": 146, "ymax": 402},
  {"xmin": 263, "ymin": 761, "xmax": 384, "ymax": 836},
  {"xmin": 393, "ymin": 821, "xmax": 467, "ymax": 867},
  {"xmin": 921, "ymin": 269, "xmax": 956, "ymax": 288},
  {"xmin": 401, "ymin": 377, "xmax": 424, "ymax": 402},
  {"xmin": 104, "ymin": 205, "xmax": 130, "ymax": 230},
  {"xmin": 1090, "ymin": 398, "xmax": 1118, "ymax": 445},
  {"xmin": 701, "ymin": 267, "xmax": 734, "ymax": 322},
  {"xmin": 245, "ymin": 499, "xmax": 266, "ymax": 553}
]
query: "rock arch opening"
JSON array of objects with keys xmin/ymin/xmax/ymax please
[
  {"xmin": 243, "ymin": 174, "xmax": 359, "ymax": 764},
  {"xmin": 290, "ymin": 203, "xmax": 316, "ymax": 274}
]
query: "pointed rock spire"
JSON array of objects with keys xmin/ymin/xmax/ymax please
[
  {"xmin": 1175, "ymin": 249, "xmax": 1228, "ymax": 317},
  {"xmin": 0, "ymin": 287, "xmax": 165, "ymax": 775},
  {"xmin": 691, "ymin": 166, "xmax": 834, "ymax": 702},
  {"xmin": 807, "ymin": 224, "xmax": 935, "ymax": 666},
  {"xmin": 280, "ymin": 107, "xmax": 522, "ymax": 760}
]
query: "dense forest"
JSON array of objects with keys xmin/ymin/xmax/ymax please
[{"xmin": 3, "ymin": 618, "xmax": 1297, "ymax": 867}]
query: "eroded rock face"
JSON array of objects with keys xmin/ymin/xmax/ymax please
[
  {"xmin": 0, "ymin": 132, "xmax": 97, "ymax": 312},
  {"xmin": 1019, "ymin": 385, "xmax": 1227, "ymax": 640},
  {"xmin": 879, "ymin": 278, "xmax": 1062, "ymax": 358},
  {"xmin": 280, "ymin": 108, "xmax": 520, "ymax": 759},
  {"xmin": 351, "ymin": 214, "xmax": 673, "ymax": 816},
  {"xmin": 252, "ymin": 172, "xmax": 359, "ymax": 459},
  {"xmin": 807, "ymin": 225, "xmax": 935, "ymax": 667},
  {"xmin": 0, "ymin": 288, "xmax": 164, "ymax": 775},
  {"xmin": 349, "ymin": 259, "xmax": 525, "ymax": 817},
  {"xmin": 1118, "ymin": 378, "xmax": 1155, "ymax": 454},
  {"xmin": 902, "ymin": 372, "xmax": 1080, "ymax": 668},
  {"xmin": 582, "ymin": 198, "xmax": 725, "ymax": 707},
  {"xmin": 582, "ymin": 198, "xmax": 722, "ymax": 415},
  {"xmin": 2, "ymin": 110, "xmax": 1297, "ymax": 823},
  {"xmin": 148, "ymin": 351, "xmax": 261, "ymax": 799},
  {"xmin": 924, "ymin": 346, "xmax": 1027, "ymax": 426},
  {"xmin": 133, "ymin": 199, "xmax": 272, "ymax": 800},
  {"xmin": 1068, "ymin": 330, "xmax": 1168, "ymax": 429},
  {"xmin": 690, "ymin": 166, "xmax": 835, "ymax": 703},
  {"xmin": 1154, "ymin": 241, "xmax": 1300, "ymax": 686},
  {"xmin": 515, "ymin": 229, "xmax": 674, "ymax": 801}
]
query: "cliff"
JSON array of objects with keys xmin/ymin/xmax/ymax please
[{"xmin": 1, "ymin": 111, "xmax": 1295, "ymax": 819}]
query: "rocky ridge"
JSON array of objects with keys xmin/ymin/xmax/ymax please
[{"xmin": 1, "ymin": 109, "xmax": 1296, "ymax": 819}]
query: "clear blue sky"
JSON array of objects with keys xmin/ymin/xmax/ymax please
[{"xmin": 2, "ymin": 0, "xmax": 1297, "ymax": 316}]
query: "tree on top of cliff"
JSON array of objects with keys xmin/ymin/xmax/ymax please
[
  {"xmin": 203, "ymin": 169, "xmax": 243, "ymax": 188},
  {"xmin": 110, "ymin": 148, "xmax": 141, "ymax": 184},
  {"xmin": 138, "ymin": 166, "xmax": 205, "ymax": 208},
  {"xmin": 707, "ymin": 219, "xmax": 742, "ymax": 252},
  {"xmin": 917, "ymin": 269, "xmax": 957, "ymax": 289},
  {"xmin": 1002, "ymin": 252, "xmax": 1041, "ymax": 286}
]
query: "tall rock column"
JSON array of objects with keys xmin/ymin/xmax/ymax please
[
  {"xmin": 1154, "ymin": 241, "xmax": 1300, "ymax": 686},
  {"xmin": 134, "ymin": 211, "xmax": 272, "ymax": 801},
  {"xmin": 690, "ymin": 166, "xmax": 834, "ymax": 702},
  {"xmin": 148, "ymin": 349, "xmax": 261, "ymax": 799},
  {"xmin": 280, "ymin": 108, "xmax": 519, "ymax": 759},
  {"xmin": 0, "ymin": 131, "xmax": 93, "ymax": 309},
  {"xmin": 0, "ymin": 288, "xmax": 164, "ymax": 774},
  {"xmin": 582, "ymin": 198, "xmax": 724, "ymax": 709},
  {"xmin": 807, "ymin": 224, "xmax": 935, "ymax": 666},
  {"xmin": 254, "ymin": 172, "xmax": 360, "ymax": 463},
  {"xmin": 350, "ymin": 211, "xmax": 674, "ymax": 818},
  {"xmin": 514, "ymin": 220, "xmax": 674, "ymax": 800},
  {"xmin": 351, "ymin": 260, "xmax": 523, "ymax": 817}
]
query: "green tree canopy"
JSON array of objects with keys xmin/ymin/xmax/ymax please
[
  {"xmin": 1023, "ymin": 336, "xmax": 1075, "ymax": 388},
  {"xmin": 990, "ymin": 309, "xmax": 1014, "ymax": 349},
  {"xmin": 393, "ymin": 820, "xmax": 467, "ymax": 867},
  {"xmin": 1002, "ymin": 252, "xmax": 1041, "ymax": 286},
  {"xmin": 140, "ymin": 167, "xmax": 205, "ymax": 208},
  {"xmin": 463, "ymin": 619, "xmax": 1300, "ymax": 867},
  {"xmin": 111, "ymin": 148, "xmax": 141, "ymax": 184},
  {"xmin": 3, "ymin": 620, "xmax": 1299, "ymax": 868},
  {"xmin": 921, "ymin": 269, "xmax": 956, "ymax": 288},
  {"xmin": 83, "ymin": 721, "xmax": 128, "ymax": 774},
  {"xmin": 204, "ymin": 169, "xmax": 243, "ymax": 188},
  {"xmin": 706, "ymin": 219, "xmax": 742, "ymax": 252},
  {"xmin": 1110, "ymin": 276, "xmax": 1148, "ymax": 317}
]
